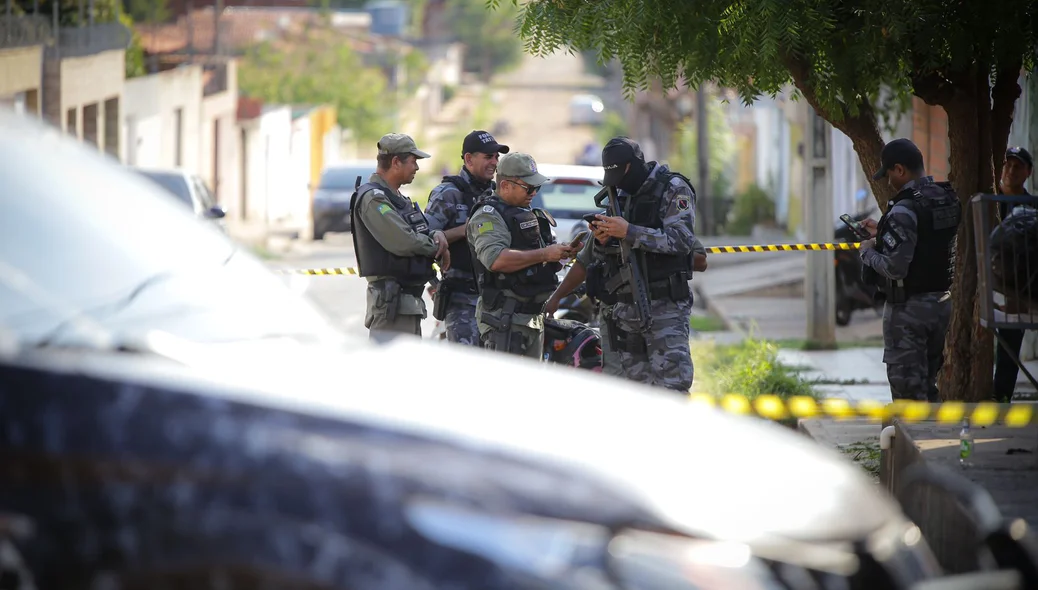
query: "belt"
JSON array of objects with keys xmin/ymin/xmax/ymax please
[
  {"xmin": 616, "ymin": 278, "xmax": 687, "ymax": 304},
  {"xmin": 373, "ymin": 279, "xmax": 426, "ymax": 298},
  {"xmin": 487, "ymin": 298, "xmax": 545, "ymax": 315}
]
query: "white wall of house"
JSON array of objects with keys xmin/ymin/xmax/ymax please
[
  {"xmin": 123, "ymin": 64, "xmax": 203, "ymax": 173},
  {"xmin": 200, "ymin": 61, "xmax": 241, "ymax": 212},
  {"xmin": 239, "ymin": 106, "xmax": 293, "ymax": 226},
  {"xmin": 286, "ymin": 114, "xmax": 313, "ymax": 227}
]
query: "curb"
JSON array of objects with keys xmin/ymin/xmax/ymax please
[{"xmin": 694, "ymin": 283, "xmax": 738, "ymax": 333}]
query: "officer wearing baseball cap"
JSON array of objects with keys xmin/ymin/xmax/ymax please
[
  {"xmin": 579, "ymin": 136, "xmax": 699, "ymax": 393},
  {"xmin": 466, "ymin": 152, "xmax": 579, "ymax": 358},
  {"xmin": 351, "ymin": 133, "xmax": 449, "ymax": 342},
  {"xmin": 423, "ymin": 130, "xmax": 510, "ymax": 346},
  {"xmin": 993, "ymin": 145, "xmax": 1034, "ymax": 402},
  {"xmin": 859, "ymin": 138, "xmax": 960, "ymax": 402}
]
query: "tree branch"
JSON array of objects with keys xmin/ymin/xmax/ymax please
[{"xmin": 782, "ymin": 51, "xmax": 895, "ymax": 210}]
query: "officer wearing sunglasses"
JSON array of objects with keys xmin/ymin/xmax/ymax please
[{"xmin": 466, "ymin": 152, "xmax": 580, "ymax": 358}]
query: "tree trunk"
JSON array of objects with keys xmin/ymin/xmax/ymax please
[{"xmin": 938, "ymin": 67, "xmax": 996, "ymax": 401}]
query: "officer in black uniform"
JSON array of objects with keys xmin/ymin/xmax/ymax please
[
  {"xmin": 466, "ymin": 152, "xmax": 578, "ymax": 358},
  {"xmin": 351, "ymin": 133, "xmax": 449, "ymax": 341},
  {"xmin": 860, "ymin": 138, "xmax": 960, "ymax": 402}
]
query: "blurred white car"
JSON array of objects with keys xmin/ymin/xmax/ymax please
[{"xmin": 569, "ymin": 94, "xmax": 605, "ymax": 125}]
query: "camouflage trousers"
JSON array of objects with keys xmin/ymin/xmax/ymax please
[
  {"xmin": 882, "ymin": 293, "xmax": 952, "ymax": 402},
  {"xmin": 610, "ymin": 298, "xmax": 694, "ymax": 393},
  {"xmin": 445, "ymin": 292, "xmax": 480, "ymax": 346}
]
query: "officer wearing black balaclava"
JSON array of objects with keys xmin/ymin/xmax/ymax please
[{"xmin": 581, "ymin": 137, "xmax": 700, "ymax": 393}]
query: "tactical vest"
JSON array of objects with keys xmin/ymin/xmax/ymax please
[
  {"xmin": 878, "ymin": 181, "xmax": 960, "ymax": 296},
  {"xmin": 438, "ymin": 174, "xmax": 487, "ymax": 281},
  {"xmin": 467, "ymin": 195, "xmax": 561, "ymax": 309},
  {"xmin": 350, "ymin": 181, "xmax": 437, "ymax": 285},
  {"xmin": 592, "ymin": 170, "xmax": 696, "ymax": 303}
]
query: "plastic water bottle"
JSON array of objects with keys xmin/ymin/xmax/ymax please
[{"xmin": 959, "ymin": 419, "xmax": 974, "ymax": 468}]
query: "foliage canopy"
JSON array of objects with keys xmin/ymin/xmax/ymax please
[{"xmin": 238, "ymin": 33, "xmax": 391, "ymax": 144}]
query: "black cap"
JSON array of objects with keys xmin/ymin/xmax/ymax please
[
  {"xmin": 1006, "ymin": 146, "xmax": 1034, "ymax": 168},
  {"xmin": 602, "ymin": 137, "xmax": 644, "ymax": 186},
  {"xmin": 462, "ymin": 130, "xmax": 509, "ymax": 157},
  {"xmin": 872, "ymin": 138, "xmax": 924, "ymax": 180}
]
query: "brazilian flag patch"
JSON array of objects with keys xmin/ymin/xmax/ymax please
[{"xmin": 477, "ymin": 221, "xmax": 494, "ymax": 234}]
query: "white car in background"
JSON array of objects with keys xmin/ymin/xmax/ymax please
[
  {"xmin": 136, "ymin": 167, "xmax": 227, "ymax": 232},
  {"xmin": 569, "ymin": 93, "xmax": 605, "ymax": 125},
  {"xmin": 532, "ymin": 163, "xmax": 605, "ymax": 243}
]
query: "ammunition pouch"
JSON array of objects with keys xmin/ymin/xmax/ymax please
[
  {"xmin": 884, "ymin": 278, "xmax": 908, "ymax": 305},
  {"xmin": 616, "ymin": 273, "xmax": 691, "ymax": 304},
  {"xmin": 604, "ymin": 316, "xmax": 648, "ymax": 357},
  {"xmin": 481, "ymin": 287, "xmax": 546, "ymax": 315}
]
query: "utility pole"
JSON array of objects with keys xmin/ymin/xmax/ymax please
[
  {"xmin": 805, "ymin": 105, "xmax": 836, "ymax": 347},
  {"xmin": 696, "ymin": 85, "xmax": 712, "ymax": 236}
]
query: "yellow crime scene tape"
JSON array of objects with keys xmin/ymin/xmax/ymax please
[
  {"xmin": 273, "ymin": 242, "xmax": 862, "ymax": 276},
  {"xmin": 685, "ymin": 394, "xmax": 1037, "ymax": 427},
  {"xmin": 705, "ymin": 242, "xmax": 862, "ymax": 254}
]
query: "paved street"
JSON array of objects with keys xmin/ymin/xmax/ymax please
[
  {"xmin": 488, "ymin": 50, "xmax": 604, "ymax": 164},
  {"xmin": 265, "ymin": 51, "xmax": 607, "ymax": 339}
]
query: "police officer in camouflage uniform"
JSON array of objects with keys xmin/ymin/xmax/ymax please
[
  {"xmin": 424, "ymin": 130, "xmax": 510, "ymax": 346},
  {"xmin": 546, "ymin": 226, "xmax": 708, "ymax": 376},
  {"xmin": 582, "ymin": 137, "xmax": 699, "ymax": 392},
  {"xmin": 860, "ymin": 138, "xmax": 960, "ymax": 402},
  {"xmin": 467, "ymin": 152, "xmax": 578, "ymax": 359},
  {"xmin": 351, "ymin": 133, "xmax": 450, "ymax": 341}
]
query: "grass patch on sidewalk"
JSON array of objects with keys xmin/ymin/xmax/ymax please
[
  {"xmin": 773, "ymin": 337, "xmax": 884, "ymax": 350},
  {"xmin": 838, "ymin": 439, "xmax": 881, "ymax": 481},
  {"xmin": 689, "ymin": 314, "xmax": 727, "ymax": 332},
  {"xmin": 691, "ymin": 336, "xmax": 819, "ymax": 403}
]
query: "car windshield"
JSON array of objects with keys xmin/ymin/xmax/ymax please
[
  {"xmin": 320, "ymin": 166, "xmax": 376, "ymax": 190},
  {"xmin": 535, "ymin": 181, "xmax": 603, "ymax": 215},
  {"xmin": 0, "ymin": 111, "xmax": 347, "ymax": 350},
  {"xmin": 139, "ymin": 171, "xmax": 194, "ymax": 207}
]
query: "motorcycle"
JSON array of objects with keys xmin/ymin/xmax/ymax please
[{"xmin": 835, "ymin": 209, "xmax": 883, "ymax": 326}]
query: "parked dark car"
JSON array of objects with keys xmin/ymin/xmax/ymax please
[
  {"xmin": 136, "ymin": 167, "xmax": 227, "ymax": 231},
  {"xmin": 312, "ymin": 160, "xmax": 377, "ymax": 239},
  {"xmin": 0, "ymin": 109, "xmax": 1033, "ymax": 590}
]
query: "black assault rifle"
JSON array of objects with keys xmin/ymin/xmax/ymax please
[{"xmin": 604, "ymin": 185, "xmax": 653, "ymax": 332}]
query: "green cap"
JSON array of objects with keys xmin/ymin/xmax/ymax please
[
  {"xmin": 377, "ymin": 133, "xmax": 431, "ymax": 159},
  {"xmin": 497, "ymin": 152, "xmax": 548, "ymax": 185}
]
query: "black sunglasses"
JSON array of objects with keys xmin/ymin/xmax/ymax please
[{"xmin": 506, "ymin": 179, "xmax": 541, "ymax": 195}]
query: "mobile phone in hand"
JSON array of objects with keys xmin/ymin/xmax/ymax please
[
  {"xmin": 840, "ymin": 214, "xmax": 871, "ymax": 239},
  {"xmin": 582, "ymin": 213, "xmax": 600, "ymax": 225},
  {"xmin": 570, "ymin": 229, "xmax": 590, "ymax": 248}
]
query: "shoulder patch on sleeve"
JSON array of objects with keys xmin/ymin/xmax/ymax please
[
  {"xmin": 371, "ymin": 189, "xmax": 385, "ymax": 197},
  {"xmin": 676, "ymin": 197, "xmax": 690, "ymax": 211},
  {"xmin": 377, "ymin": 203, "xmax": 392, "ymax": 215},
  {"xmin": 477, "ymin": 221, "xmax": 494, "ymax": 235},
  {"xmin": 482, "ymin": 205, "xmax": 495, "ymax": 213},
  {"xmin": 882, "ymin": 232, "xmax": 898, "ymax": 249}
]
